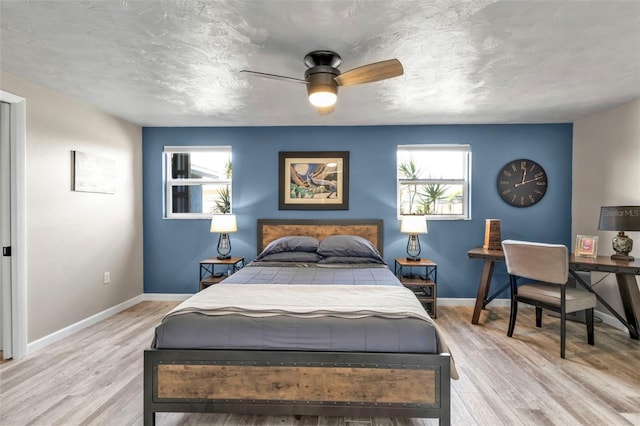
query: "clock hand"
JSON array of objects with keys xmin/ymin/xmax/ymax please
[
  {"xmin": 514, "ymin": 176, "xmax": 543, "ymax": 187},
  {"xmin": 520, "ymin": 169, "xmax": 527, "ymax": 184}
]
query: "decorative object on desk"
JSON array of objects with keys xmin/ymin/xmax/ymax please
[
  {"xmin": 598, "ymin": 205, "xmax": 640, "ymax": 261},
  {"xmin": 483, "ymin": 219, "xmax": 502, "ymax": 250},
  {"xmin": 210, "ymin": 214, "xmax": 237, "ymax": 259},
  {"xmin": 496, "ymin": 159, "xmax": 547, "ymax": 207},
  {"xmin": 278, "ymin": 151, "xmax": 349, "ymax": 210},
  {"xmin": 401, "ymin": 215, "xmax": 427, "ymax": 261},
  {"xmin": 575, "ymin": 235, "xmax": 598, "ymax": 258}
]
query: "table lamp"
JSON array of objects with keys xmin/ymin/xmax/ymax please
[
  {"xmin": 598, "ymin": 206, "xmax": 640, "ymax": 261},
  {"xmin": 401, "ymin": 215, "xmax": 427, "ymax": 261},
  {"xmin": 210, "ymin": 214, "xmax": 237, "ymax": 259}
]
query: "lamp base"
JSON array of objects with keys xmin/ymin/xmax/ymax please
[
  {"xmin": 406, "ymin": 256, "xmax": 421, "ymax": 261},
  {"xmin": 216, "ymin": 255, "xmax": 231, "ymax": 260},
  {"xmin": 611, "ymin": 232, "xmax": 633, "ymax": 261},
  {"xmin": 611, "ymin": 253, "xmax": 634, "ymax": 261}
]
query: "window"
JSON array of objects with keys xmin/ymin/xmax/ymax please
[
  {"xmin": 397, "ymin": 144, "xmax": 470, "ymax": 220},
  {"xmin": 164, "ymin": 146, "xmax": 232, "ymax": 219}
]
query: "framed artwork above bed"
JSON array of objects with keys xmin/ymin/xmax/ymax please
[{"xmin": 278, "ymin": 151, "xmax": 349, "ymax": 210}]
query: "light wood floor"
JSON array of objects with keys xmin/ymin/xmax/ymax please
[{"xmin": 0, "ymin": 302, "xmax": 639, "ymax": 425}]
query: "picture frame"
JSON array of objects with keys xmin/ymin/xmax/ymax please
[
  {"xmin": 575, "ymin": 235, "xmax": 598, "ymax": 258},
  {"xmin": 278, "ymin": 151, "xmax": 349, "ymax": 210},
  {"xmin": 72, "ymin": 150, "xmax": 116, "ymax": 194}
]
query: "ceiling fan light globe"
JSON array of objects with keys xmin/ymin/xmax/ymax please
[{"xmin": 309, "ymin": 91, "xmax": 337, "ymax": 107}]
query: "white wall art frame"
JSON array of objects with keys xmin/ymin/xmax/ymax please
[{"xmin": 72, "ymin": 150, "xmax": 116, "ymax": 194}]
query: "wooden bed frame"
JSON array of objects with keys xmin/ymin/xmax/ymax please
[
  {"xmin": 144, "ymin": 219, "xmax": 451, "ymax": 425},
  {"xmin": 256, "ymin": 218, "xmax": 384, "ymax": 254}
]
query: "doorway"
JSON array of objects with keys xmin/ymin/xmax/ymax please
[
  {"xmin": 0, "ymin": 90, "xmax": 27, "ymax": 360},
  {"xmin": 1, "ymin": 101, "xmax": 11, "ymax": 359}
]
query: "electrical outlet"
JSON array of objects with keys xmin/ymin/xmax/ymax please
[{"xmin": 103, "ymin": 272, "xmax": 111, "ymax": 284}]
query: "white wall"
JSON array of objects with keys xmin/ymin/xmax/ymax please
[
  {"xmin": 573, "ymin": 98, "xmax": 640, "ymax": 317},
  {"xmin": 0, "ymin": 70, "xmax": 143, "ymax": 342}
]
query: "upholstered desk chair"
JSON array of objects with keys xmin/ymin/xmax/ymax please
[{"xmin": 501, "ymin": 240, "xmax": 596, "ymax": 358}]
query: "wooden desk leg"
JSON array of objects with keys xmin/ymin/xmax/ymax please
[
  {"xmin": 616, "ymin": 273, "xmax": 640, "ymax": 340},
  {"xmin": 472, "ymin": 260, "xmax": 495, "ymax": 325}
]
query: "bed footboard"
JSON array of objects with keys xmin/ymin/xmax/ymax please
[{"xmin": 144, "ymin": 349, "xmax": 451, "ymax": 426}]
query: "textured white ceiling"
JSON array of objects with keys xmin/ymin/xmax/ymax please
[{"xmin": 1, "ymin": 1, "xmax": 639, "ymax": 127}]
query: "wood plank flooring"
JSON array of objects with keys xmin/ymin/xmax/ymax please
[{"xmin": 0, "ymin": 302, "xmax": 639, "ymax": 425}]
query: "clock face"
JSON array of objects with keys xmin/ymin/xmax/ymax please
[{"xmin": 497, "ymin": 159, "xmax": 547, "ymax": 207}]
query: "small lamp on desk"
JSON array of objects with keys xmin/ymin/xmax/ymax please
[
  {"xmin": 210, "ymin": 214, "xmax": 237, "ymax": 260},
  {"xmin": 598, "ymin": 206, "xmax": 640, "ymax": 261},
  {"xmin": 401, "ymin": 215, "xmax": 427, "ymax": 261}
]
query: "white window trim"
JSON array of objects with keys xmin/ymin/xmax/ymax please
[
  {"xmin": 397, "ymin": 144, "xmax": 471, "ymax": 221},
  {"xmin": 164, "ymin": 146, "xmax": 232, "ymax": 219}
]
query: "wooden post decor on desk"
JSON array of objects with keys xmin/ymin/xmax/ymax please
[{"xmin": 483, "ymin": 219, "xmax": 502, "ymax": 251}]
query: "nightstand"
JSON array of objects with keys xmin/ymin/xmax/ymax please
[
  {"xmin": 199, "ymin": 256, "xmax": 244, "ymax": 291},
  {"xmin": 394, "ymin": 258, "xmax": 438, "ymax": 318}
]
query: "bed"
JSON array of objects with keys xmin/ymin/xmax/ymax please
[{"xmin": 144, "ymin": 219, "xmax": 454, "ymax": 425}]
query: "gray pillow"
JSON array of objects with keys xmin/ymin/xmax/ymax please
[
  {"xmin": 257, "ymin": 236, "xmax": 320, "ymax": 259},
  {"xmin": 254, "ymin": 251, "xmax": 323, "ymax": 263},
  {"xmin": 317, "ymin": 235, "xmax": 384, "ymax": 261},
  {"xmin": 318, "ymin": 256, "xmax": 385, "ymax": 265}
]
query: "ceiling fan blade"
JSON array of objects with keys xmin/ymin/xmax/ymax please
[
  {"xmin": 316, "ymin": 105, "xmax": 335, "ymax": 115},
  {"xmin": 240, "ymin": 70, "xmax": 308, "ymax": 84},
  {"xmin": 334, "ymin": 59, "xmax": 403, "ymax": 86}
]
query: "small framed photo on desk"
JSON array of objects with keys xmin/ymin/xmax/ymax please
[{"xmin": 575, "ymin": 235, "xmax": 598, "ymax": 258}]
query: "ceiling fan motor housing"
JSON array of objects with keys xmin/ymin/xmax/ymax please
[
  {"xmin": 304, "ymin": 50, "xmax": 342, "ymax": 68},
  {"xmin": 305, "ymin": 65, "xmax": 340, "ymax": 98},
  {"xmin": 304, "ymin": 51, "xmax": 341, "ymax": 101}
]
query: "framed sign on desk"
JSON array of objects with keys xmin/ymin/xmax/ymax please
[{"xmin": 575, "ymin": 235, "xmax": 598, "ymax": 258}]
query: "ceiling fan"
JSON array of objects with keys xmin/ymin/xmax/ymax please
[{"xmin": 240, "ymin": 50, "xmax": 403, "ymax": 114}]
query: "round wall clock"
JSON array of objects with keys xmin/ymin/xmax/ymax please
[{"xmin": 496, "ymin": 159, "xmax": 548, "ymax": 207}]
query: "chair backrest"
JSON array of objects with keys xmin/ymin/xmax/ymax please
[{"xmin": 501, "ymin": 240, "xmax": 569, "ymax": 285}]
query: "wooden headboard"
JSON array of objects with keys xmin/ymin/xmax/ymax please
[{"xmin": 257, "ymin": 219, "xmax": 384, "ymax": 255}]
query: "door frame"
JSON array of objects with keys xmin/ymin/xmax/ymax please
[{"xmin": 0, "ymin": 90, "xmax": 27, "ymax": 359}]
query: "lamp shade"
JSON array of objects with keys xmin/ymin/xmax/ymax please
[
  {"xmin": 210, "ymin": 214, "xmax": 237, "ymax": 233},
  {"xmin": 401, "ymin": 216, "xmax": 428, "ymax": 234},
  {"xmin": 598, "ymin": 206, "xmax": 640, "ymax": 231}
]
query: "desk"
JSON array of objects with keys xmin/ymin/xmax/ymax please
[{"xmin": 467, "ymin": 247, "xmax": 640, "ymax": 339}]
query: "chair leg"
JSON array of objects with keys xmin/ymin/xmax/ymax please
[
  {"xmin": 560, "ymin": 286, "xmax": 566, "ymax": 359},
  {"xmin": 560, "ymin": 309, "xmax": 566, "ymax": 359},
  {"xmin": 507, "ymin": 275, "xmax": 518, "ymax": 337},
  {"xmin": 535, "ymin": 307, "xmax": 542, "ymax": 328},
  {"xmin": 508, "ymin": 299, "xmax": 518, "ymax": 337},
  {"xmin": 586, "ymin": 308, "xmax": 595, "ymax": 346}
]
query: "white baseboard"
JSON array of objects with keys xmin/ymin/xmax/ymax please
[
  {"xmin": 26, "ymin": 293, "xmax": 193, "ymax": 355},
  {"xmin": 27, "ymin": 294, "xmax": 145, "ymax": 354},
  {"xmin": 144, "ymin": 293, "xmax": 193, "ymax": 301},
  {"xmin": 595, "ymin": 310, "xmax": 626, "ymax": 332}
]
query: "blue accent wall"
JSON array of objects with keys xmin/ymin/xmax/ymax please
[{"xmin": 143, "ymin": 124, "xmax": 573, "ymax": 297}]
